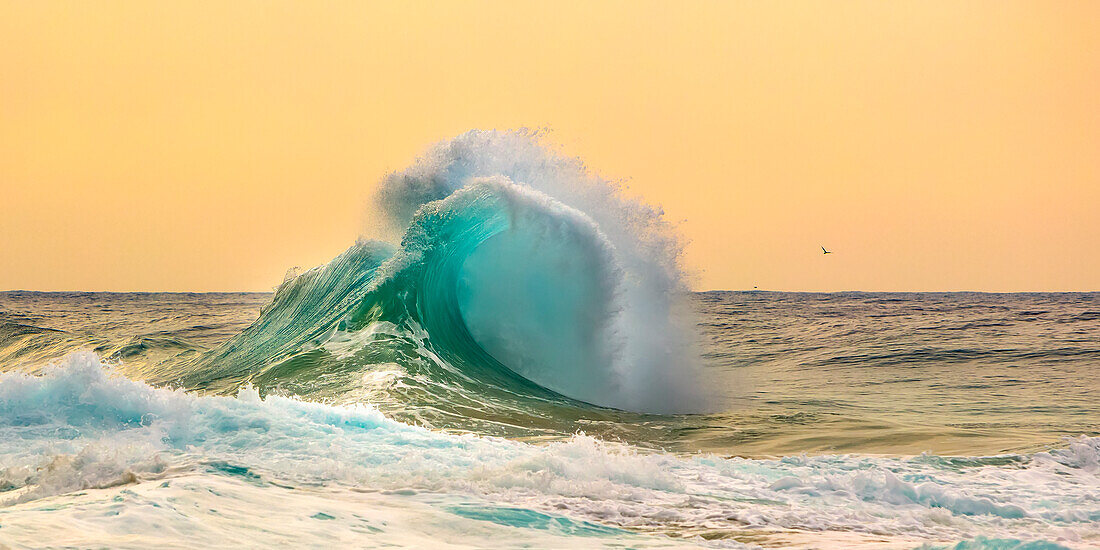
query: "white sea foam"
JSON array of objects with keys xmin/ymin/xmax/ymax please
[{"xmin": 0, "ymin": 353, "xmax": 1095, "ymax": 548}]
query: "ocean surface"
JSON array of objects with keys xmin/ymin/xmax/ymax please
[{"xmin": 1, "ymin": 131, "xmax": 1097, "ymax": 549}]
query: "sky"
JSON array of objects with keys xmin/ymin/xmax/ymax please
[{"xmin": 2, "ymin": 1, "xmax": 1097, "ymax": 292}]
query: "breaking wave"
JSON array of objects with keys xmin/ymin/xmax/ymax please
[{"xmin": 178, "ymin": 130, "xmax": 709, "ymax": 416}]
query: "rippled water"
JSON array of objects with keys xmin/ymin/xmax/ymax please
[{"xmin": 696, "ymin": 291, "xmax": 1100, "ymax": 456}]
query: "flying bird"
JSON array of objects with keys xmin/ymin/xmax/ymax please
[{"xmin": 821, "ymin": 246, "xmax": 832, "ymax": 255}]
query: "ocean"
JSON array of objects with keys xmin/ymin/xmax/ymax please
[
  {"xmin": 0, "ymin": 131, "xmax": 1096, "ymax": 548},
  {"xmin": 1, "ymin": 291, "xmax": 1095, "ymax": 549}
]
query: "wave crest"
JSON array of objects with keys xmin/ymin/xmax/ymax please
[
  {"xmin": 370, "ymin": 130, "xmax": 706, "ymax": 412},
  {"xmin": 189, "ymin": 130, "xmax": 710, "ymax": 414}
]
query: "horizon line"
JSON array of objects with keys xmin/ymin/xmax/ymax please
[{"xmin": 3, "ymin": 288, "xmax": 1097, "ymax": 295}]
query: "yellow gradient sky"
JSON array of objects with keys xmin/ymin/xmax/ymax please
[{"xmin": 2, "ymin": 1, "xmax": 1098, "ymax": 292}]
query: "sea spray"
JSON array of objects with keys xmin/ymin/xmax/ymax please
[{"xmin": 369, "ymin": 129, "xmax": 709, "ymax": 412}]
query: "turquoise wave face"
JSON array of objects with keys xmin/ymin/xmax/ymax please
[{"xmin": 168, "ymin": 184, "xmax": 660, "ymax": 438}]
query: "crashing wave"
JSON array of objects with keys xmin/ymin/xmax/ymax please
[{"xmin": 182, "ymin": 130, "xmax": 710, "ymax": 414}]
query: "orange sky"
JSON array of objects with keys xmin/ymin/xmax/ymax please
[{"xmin": 2, "ymin": 1, "xmax": 1097, "ymax": 292}]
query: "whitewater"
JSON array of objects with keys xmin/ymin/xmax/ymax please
[{"xmin": 1, "ymin": 131, "xmax": 1097, "ymax": 548}]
